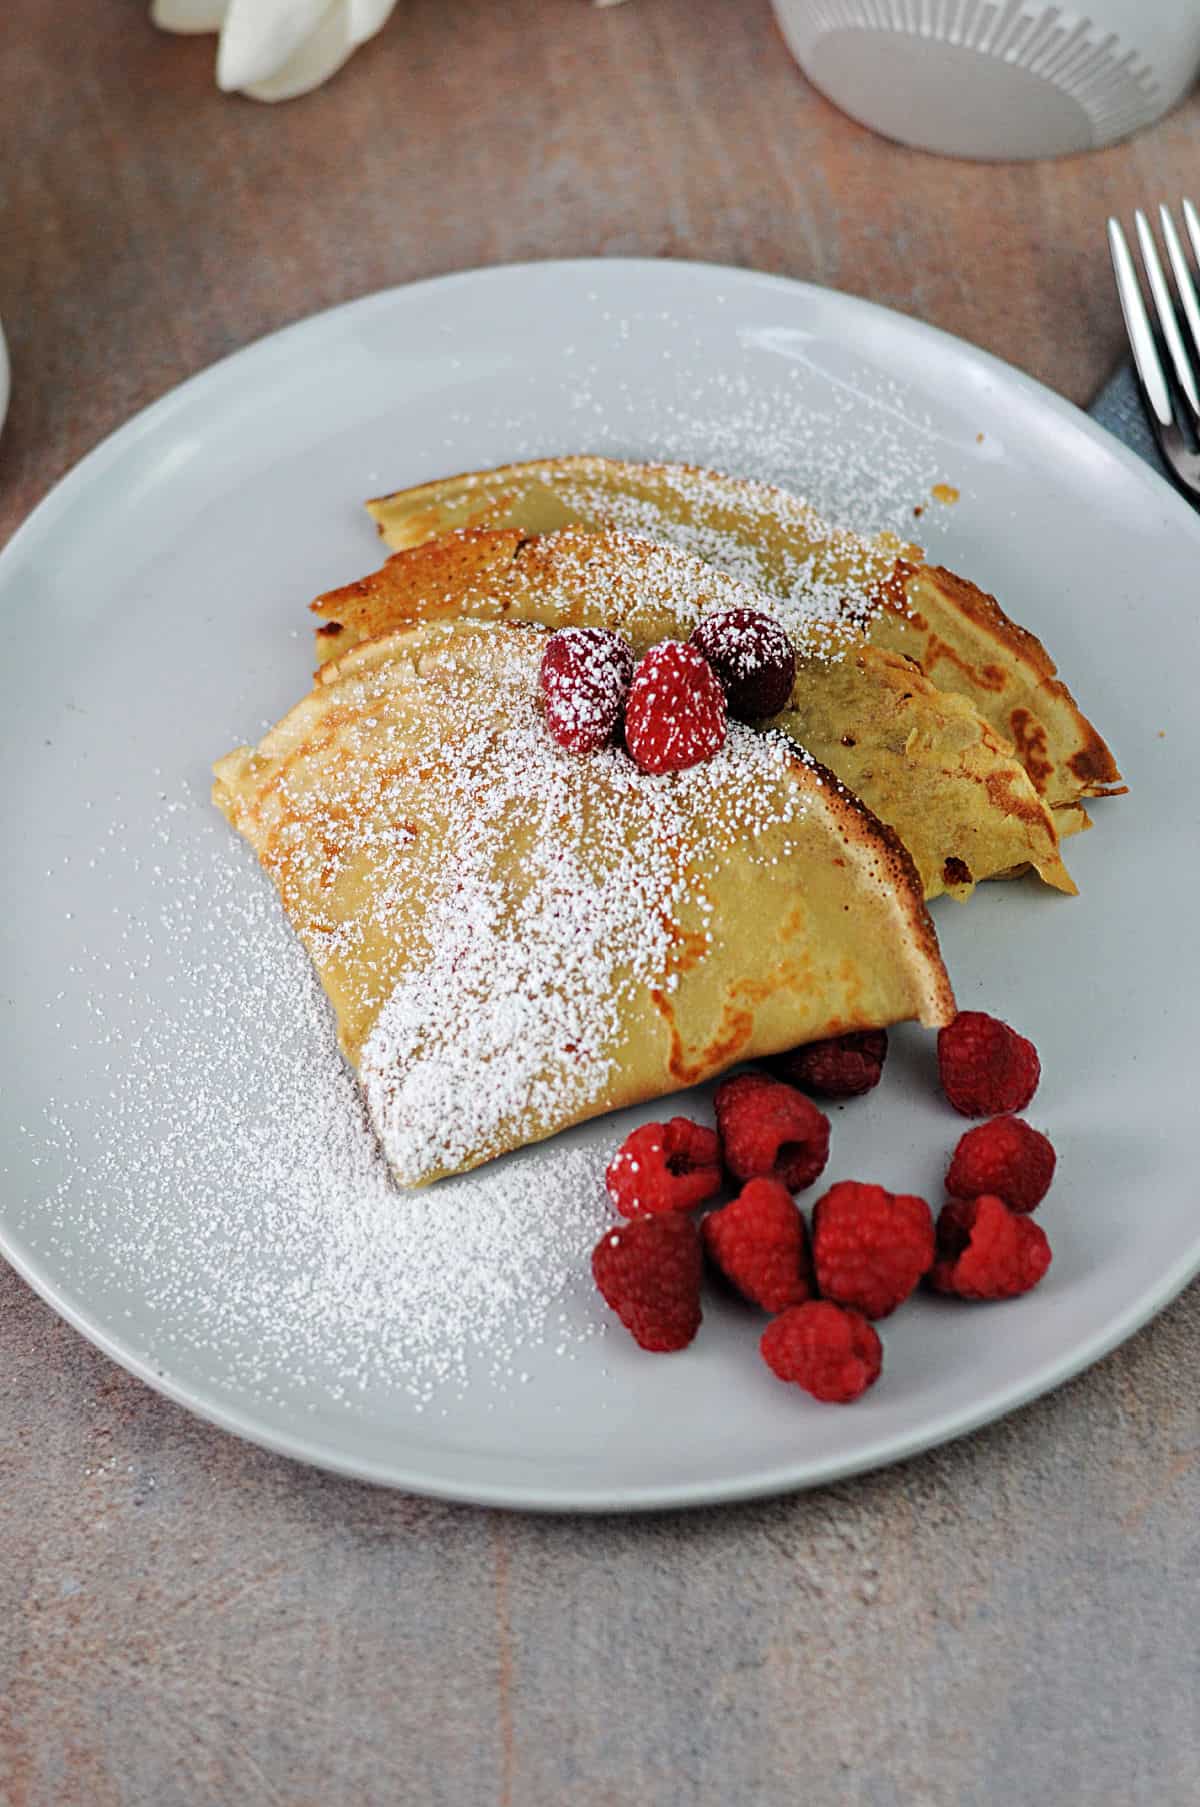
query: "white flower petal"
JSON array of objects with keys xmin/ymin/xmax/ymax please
[
  {"xmin": 151, "ymin": 0, "xmax": 229, "ymax": 31},
  {"xmin": 217, "ymin": 0, "xmax": 331, "ymax": 90},
  {"xmin": 157, "ymin": 0, "xmax": 398, "ymax": 100},
  {"xmin": 345, "ymin": 0, "xmax": 397, "ymax": 48},
  {"xmin": 235, "ymin": 0, "xmax": 395, "ymax": 100},
  {"xmin": 238, "ymin": 0, "xmax": 358, "ymax": 100}
]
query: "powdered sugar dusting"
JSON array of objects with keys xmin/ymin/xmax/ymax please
[
  {"xmin": 553, "ymin": 347, "xmax": 947, "ymax": 539},
  {"xmin": 535, "ymin": 526, "xmax": 853, "ymax": 655},
  {"xmin": 554, "ymin": 463, "xmax": 891, "ymax": 635},
  {"xmin": 433, "ymin": 338, "xmax": 947, "ymax": 548},
  {"xmin": 312, "ymin": 625, "xmax": 816, "ymax": 1183},
  {"xmin": 696, "ymin": 608, "xmax": 784, "ymax": 678},
  {"xmin": 28, "ymin": 790, "xmax": 616, "ymax": 1411}
]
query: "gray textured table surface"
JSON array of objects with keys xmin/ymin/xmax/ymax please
[
  {"xmin": 4, "ymin": 3, "xmax": 1200, "ymax": 1801},
  {"xmin": 4, "ymin": 1274, "xmax": 1199, "ymax": 1804}
]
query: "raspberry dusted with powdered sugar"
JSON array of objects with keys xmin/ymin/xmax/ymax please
[
  {"xmin": 540, "ymin": 627, "xmax": 635, "ymax": 753},
  {"xmin": 605, "ymin": 1118, "xmax": 722, "ymax": 1218},
  {"xmin": 624, "ymin": 640, "xmax": 727, "ymax": 774},
  {"xmin": 689, "ymin": 607, "xmax": 797, "ymax": 721}
]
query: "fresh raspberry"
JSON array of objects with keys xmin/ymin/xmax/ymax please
[
  {"xmin": 688, "ymin": 607, "xmax": 797, "ymax": 721},
  {"xmin": 768, "ymin": 1029, "xmax": 888, "ymax": 1100},
  {"xmin": 540, "ymin": 626, "xmax": 634, "ymax": 753},
  {"xmin": 946, "ymin": 1117, "xmax": 1056, "ymax": 1214},
  {"xmin": 591, "ymin": 1213, "xmax": 703, "ymax": 1351},
  {"xmin": 760, "ymin": 1301, "xmax": 882, "ymax": 1403},
  {"xmin": 701, "ymin": 1178, "xmax": 813, "ymax": 1312},
  {"xmin": 624, "ymin": 640, "xmax": 727, "ymax": 774},
  {"xmin": 929, "ymin": 1195, "xmax": 1052, "ymax": 1301},
  {"xmin": 714, "ymin": 1072, "xmax": 830, "ymax": 1192},
  {"xmin": 812, "ymin": 1179, "xmax": 935, "ymax": 1319},
  {"xmin": 937, "ymin": 1011, "xmax": 1040, "ymax": 1117},
  {"xmin": 605, "ymin": 1117, "xmax": 722, "ymax": 1218}
]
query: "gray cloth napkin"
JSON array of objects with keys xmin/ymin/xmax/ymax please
[{"xmin": 1090, "ymin": 363, "xmax": 1159, "ymax": 467}]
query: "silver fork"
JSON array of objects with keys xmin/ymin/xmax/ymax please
[{"xmin": 1108, "ymin": 200, "xmax": 1200, "ymax": 500}]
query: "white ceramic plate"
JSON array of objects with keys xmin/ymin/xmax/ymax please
[
  {"xmin": 3, "ymin": 261, "xmax": 1198, "ymax": 1511},
  {"xmin": 0, "ymin": 317, "xmax": 9, "ymax": 440}
]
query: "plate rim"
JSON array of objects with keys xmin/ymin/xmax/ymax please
[
  {"xmin": 5, "ymin": 256, "xmax": 1199, "ymax": 1512},
  {"xmin": 3, "ymin": 1221, "xmax": 1198, "ymax": 1513},
  {"xmin": 6, "ymin": 256, "xmax": 1196, "ymax": 575}
]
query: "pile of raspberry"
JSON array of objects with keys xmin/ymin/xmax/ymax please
[
  {"xmin": 539, "ymin": 606, "xmax": 797, "ymax": 772},
  {"xmin": 591, "ymin": 1010, "xmax": 1055, "ymax": 1403}
]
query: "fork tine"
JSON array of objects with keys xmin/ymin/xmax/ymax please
[
  {"xmin": 1134, "ymin": 209, "xmax": 1200, "ymax": 418},
  {"xmin": 1158, "ymin": 204, "xmax": 1200, "ymax": 415},
  {"xmin": 1108, "ymin": 217, "xmax": 1172, "ymax": 428},
  {"xmin": 1182, "ymin": 197, "xmax": 1200, "ymax": 275}
]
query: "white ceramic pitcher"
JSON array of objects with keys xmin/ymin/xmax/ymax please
[{"xmin": 771, "ymin": 1, "xmax": 1200, "ymax": 159}]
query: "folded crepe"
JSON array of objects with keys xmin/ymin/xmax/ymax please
[
  {"xmin": 363, "ymin": 455, "xmax": 1124, "ymax": 833},
  {"xmin": 312, "ymin": 525, "xmax": 1075, "ymax": 903},
  {"xmin": 214, "ymin": 618, "xmax": 954, "ymax": 1186}
]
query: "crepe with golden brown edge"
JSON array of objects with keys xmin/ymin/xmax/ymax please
[
  {"xmin": 312, "ymin": 526, "xmax": 1075, "ymax": 903},
  {"xmin": 364, "ymin": 455, "xmax": 1124, "ymax": 823},
  {"xmin": 213, "ymin": 618, "xmax": 954, "ymax": 1186}
]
